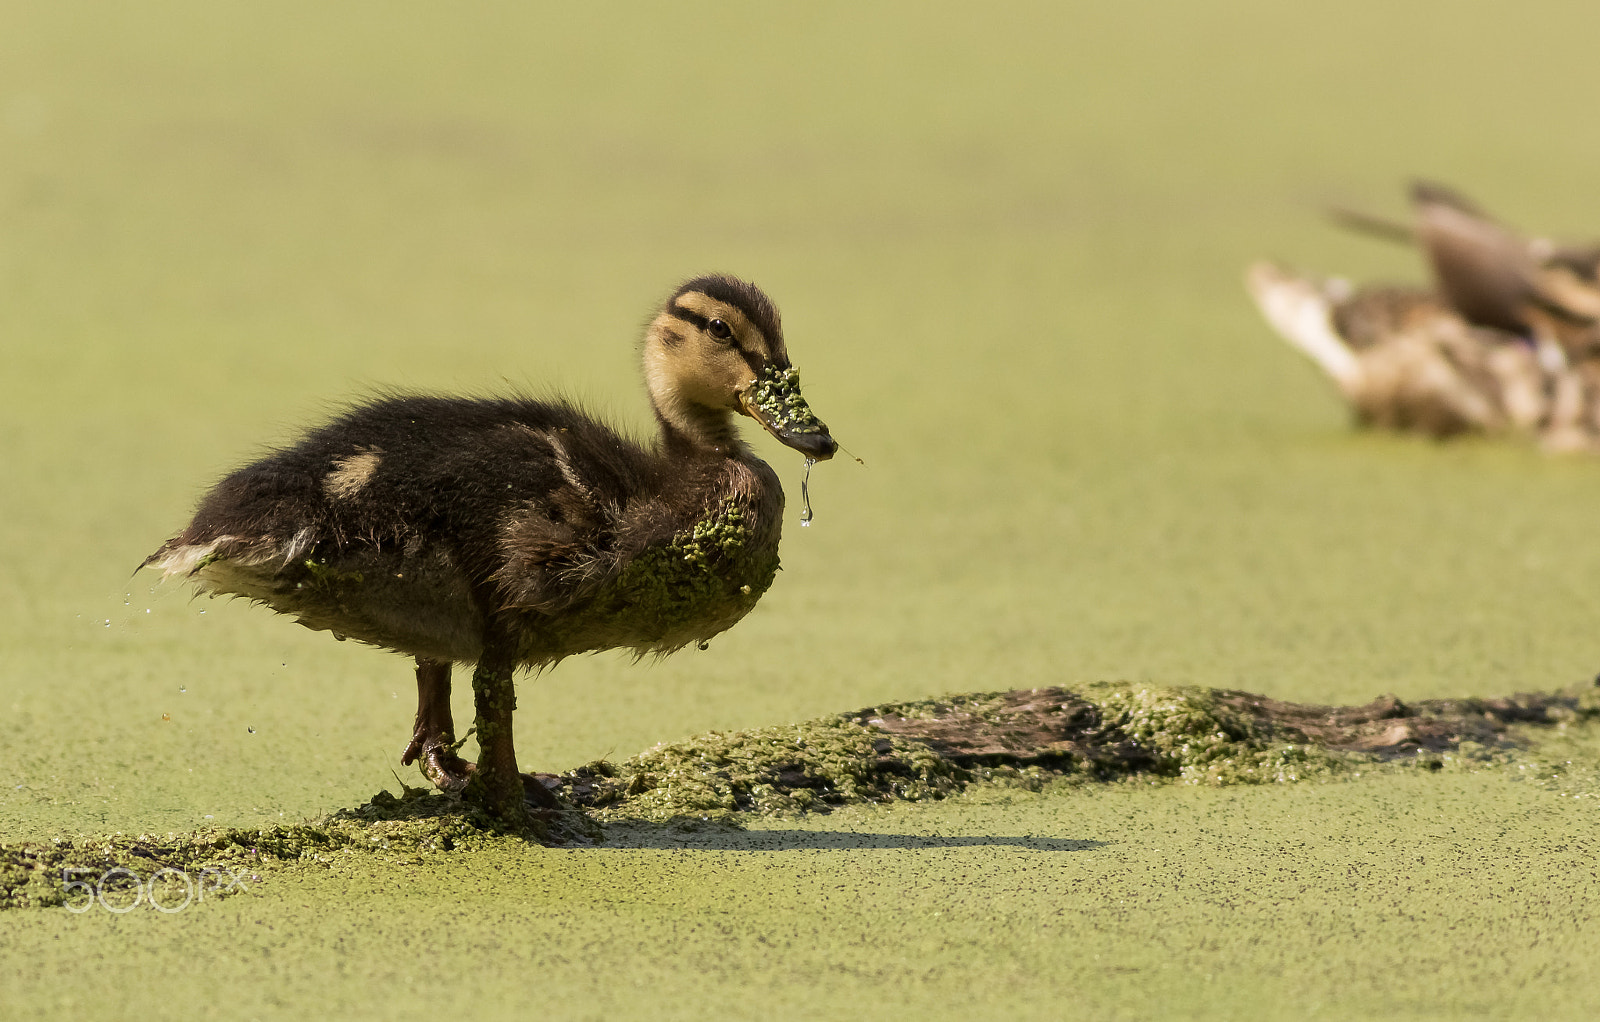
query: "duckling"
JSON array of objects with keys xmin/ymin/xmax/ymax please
[{"xmin": 143, "ymin": 274, "xmax": 837, "ymax": 821}]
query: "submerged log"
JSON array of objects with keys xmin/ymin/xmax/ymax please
[
  {"xmin": 5, "ymin": 683, "xmax": 1598, "ymax": 909},
  {"xmin": 857, "ymin": 687, "xmax": 1586, "ymax": 764},
  {"xmin": 550, "ymin": 681, "xmax": 1600, "ymax": 817}
]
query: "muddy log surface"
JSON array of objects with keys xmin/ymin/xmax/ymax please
[
  {"xmin": 548, "ymin": 682, "xmax": 1600, "ymax": 818},
  {"xmin": 8, "ymin": 683, "xmax": 1598, "ymax": 910},
  {"xmin": 857, "ymin": 687, "xmax": 1585, "ymax": 765}
]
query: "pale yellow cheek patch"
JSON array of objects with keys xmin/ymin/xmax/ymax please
[{"xmin": 323, "ymin": 449, "xmax": 382, "ymax": 500}]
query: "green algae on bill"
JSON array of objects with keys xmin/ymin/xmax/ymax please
[{"xmin": 739, "ymin": 365, "xmax": 830, "ymax": 439}]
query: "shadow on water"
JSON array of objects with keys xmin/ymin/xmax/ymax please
[{"xmin": 595, "ymin": 825, "xmax": 1108, "ymax": 852}]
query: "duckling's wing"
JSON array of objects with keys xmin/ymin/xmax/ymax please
[{"xmin": 484, "ymin": 419, "xmax": 654, "ymax": 614}]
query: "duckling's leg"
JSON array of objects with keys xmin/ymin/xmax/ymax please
[
  {"xmin": 401, "ymin": 657, "xmax": 476, "ymax": 792},
  {"xmin": 464, "ymin": 621, "xmax": 562, "ymax": 819}
]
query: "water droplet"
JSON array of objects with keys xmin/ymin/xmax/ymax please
[
  {"xmin": 799, "ymin": 457, "xmax": 816, "ymax": 527},
  {"xmin": 246, "ymin": 727, "xmax": 255, "ymax": 734},
  {"xmin": 103, "ymin": 620, "xmax": 111, "ymax": 628},
  {"xmin": 697, "ymin": 640, "xmax": 710, "ymax": 651}
]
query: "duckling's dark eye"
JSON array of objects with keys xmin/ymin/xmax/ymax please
[{"xmin": 707, "ymin": 319, "xmax": 732, "ymax": 341}]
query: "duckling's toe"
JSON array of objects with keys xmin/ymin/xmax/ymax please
[
  {"xmin": 402, "ymin": 738, "xmax": 476, "ymax": 793},
  {"xmin": 425, "ymin": 749, "xmax": 476, "ymax": 793}
]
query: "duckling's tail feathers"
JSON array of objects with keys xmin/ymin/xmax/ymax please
[{"xmin": 140, "ymin": 529, "xmax": 314, "ymax": 583}]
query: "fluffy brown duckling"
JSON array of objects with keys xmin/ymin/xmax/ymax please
[{"xmin": 144, "ymin": 274, "xmax": 837, "ymax": 822}]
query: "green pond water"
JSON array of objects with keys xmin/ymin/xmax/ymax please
[{"xmin": 6, "ymin": 0, "xmax": 1600, "ymax": 1018}]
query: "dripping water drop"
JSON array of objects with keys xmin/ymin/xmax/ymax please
[{"xmin": 799, "ymin": 457, "xmax": 816, "ymax": 527}]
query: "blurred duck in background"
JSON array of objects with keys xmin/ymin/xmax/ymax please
[{"xmin": 1249, "ymin": 181, "xmax": 1600, "ymax": 451}]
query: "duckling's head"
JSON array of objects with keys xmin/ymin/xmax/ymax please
[{"xmin": 644, "ymin": 274, "xmax": 837, "ymax": 461}]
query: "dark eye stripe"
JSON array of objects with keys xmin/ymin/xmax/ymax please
[
  {"xmin": 737, "ymin": 347, "xmax": 765, "ymax": 374},
  {"xmin": 667, "ymin": 306, "xmax": 712, "ymax": 332},
  {"xmin": 668, "ymin": 302, "xmax": 771, "ymax": 372}
]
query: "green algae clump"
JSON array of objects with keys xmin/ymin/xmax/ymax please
[
  {"xmin": 1082, "ymin": 682, "xmax": 1351, "ymax": 785},
  {"xmin": 574, "ymin": 717, "xmax": 963, "ymax": 825},
  {"xmin": 562, "ymin": 681, "xmax": 1600, "ymax": 822},
  {"xmin": 0, "ymin": 782, "xmax": 596, "ymax": 911},
  {"xmin": 555, "ymin": 498, "xmax": 778, "ymax": 654},
  {"xmin": 740, "ymin": 365, "xmax": 829, "ymax": 436},
  {"xmin": 9, "ymin": 681, "xmax": 1598, "ymax": 911}
]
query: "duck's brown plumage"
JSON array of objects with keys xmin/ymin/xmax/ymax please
[
  {"xmin": 145, "ymin": 274, "xmax": 837, "ymax": 821},
  {"xmin": 1331, "ymin": 182, "xmax": 1600, "ymax": 360},
  {"xmin": 1245, "ymin": 262, "xmax": 1600, "ymax": 448},
  {"xmin": 1249, "ymin": 183, "xmax": 1600, "ymax": 451}
]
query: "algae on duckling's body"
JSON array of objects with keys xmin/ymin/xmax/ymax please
[{"xmin": 542, "ymin": 498, "xmax": 780, "ymax": 659}]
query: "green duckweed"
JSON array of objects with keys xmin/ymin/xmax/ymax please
[
  {"xmin": 6, "ymin": 682, "xmax": 1597, "ymax": 910},
  {"xmin": 742, "ymin": 365, "xmax": 829, "ymax": 436},
  {"xmin": 577, "ymin": 499, "xmax": 777, "ymax": 644}
]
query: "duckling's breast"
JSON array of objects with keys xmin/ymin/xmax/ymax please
[{"xmin": 515, "ymin": 463, "xmax": 785, "ymax": 661}]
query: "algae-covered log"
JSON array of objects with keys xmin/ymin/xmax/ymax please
[
  {"xmin": 6, "ymin": 680, "xmax": 1598, "ymax": 910},
  {"xmin": 551, "ymin": 680, "xmax": 1600, "ymax": 820}
]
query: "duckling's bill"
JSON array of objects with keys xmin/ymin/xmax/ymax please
[{"xmin": 738, "ymin": 364, "xmax": 837, "ymax": 460}]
